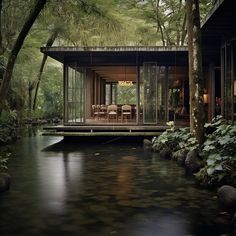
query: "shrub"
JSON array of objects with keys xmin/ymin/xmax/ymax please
[
  {"xmin": 152, "ymin": 116, "xmax": 236, "ymax": 187},
  {"xmin": 152, "ymin": 124, "xmax": 199, "ymax": 155},
  {"xmin": 196, "ymin": 117, "xmax": 236, "ymax": 186},
  {"xmin": 0, "ymin": 110, "xmax": 18, "ymax": 145}
]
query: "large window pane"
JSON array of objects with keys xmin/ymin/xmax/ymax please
[
  {"xmin": 224, "ymin": 45, "xmax": 232, "ymax": 120},
  {"xmin": 143, "ymin": 63, "xmax": 157, "ymax": 124},
  {"xmin": 66, "ymin": 65, "xmax": 85, "ymax": 123}
]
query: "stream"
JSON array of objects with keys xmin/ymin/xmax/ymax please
[{"xmin": 0, "ymin": 133, "xmax": 231, "ymax": 236}]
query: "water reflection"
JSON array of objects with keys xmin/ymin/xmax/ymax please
[
  {"xmin": 124, "ymin": 214, "xmax": 188, "ymax": 236},
  {"xmin": 115, "ymin": 156, "xmax": 136, "ymax": 199},
  {"xmin": 0, "ymin": 136, "xmax": 231, "ymax": 236},
  {"xmin": 38, "ymin": 151, "xmax": 84, "ymax": 214}
]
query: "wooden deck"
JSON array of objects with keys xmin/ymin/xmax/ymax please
[{"xmin": 42, "ymin": 123, "xmax": 188, "ymax": 138}]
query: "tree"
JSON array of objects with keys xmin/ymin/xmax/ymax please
[
  {"xmin": 32, "ymin": 29, "xmax": 59, "ymax": 111},
  {"xmin": 186, "ymin": 0, "xmax": 205, "ymax": 145},
  {"xmin": 0, "ymin": 0, "xmax": 46, "ymax": 111},
  {"xmin": 130, "ymin": 0, "xmax": 187, "ymax": 46},
  {"xmin": 0, "ymin": 0, "xmax": 3, "ymax": 56}
]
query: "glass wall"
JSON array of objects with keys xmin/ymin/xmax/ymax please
[
  {"xmin": 157, "ymin": 67, "xmax": 167, "ymax": 122},
  {"xmin": 140, "ymin": 64, "xmax": 189, "ymax": 124},
  {"xmin": 63, "ymin": 63, "xmax": 188, "ymax": 125},
  {"xmin": 168, "ymin": 67, "xmax": 189, "ymax": 122},
  {"xmin": 141, "ymin": 63, "xmax": 167, "ymax": 124},
  {"xmin": 234, "ymin": 45, "xmax": 236, "ymax": 122},
  {"xmin": 65, "ymin": 64, "xmax": 85, "ymax": 123},
  {"xmin": 222, "ymin": 40, "xmax": 236, "ymax": 123},
  {"xmin": 223, "ymin": 44, "xmax": 233, "ymax": 120},
  {"xmin": 142, "ymin": 63, "xmax": 157, "ymax": 124},
  {"xmin": 105, "ymin": 83, "xmax": 136, "ymax": 105}
]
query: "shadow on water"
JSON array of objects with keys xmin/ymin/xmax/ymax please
[
  {"xmin": 42, "ymin": 137, "xmax": 144, "ymax": 152},
  {"xmin": 0, "ymin": 135, "xmax": 233, "ymax": 236}
]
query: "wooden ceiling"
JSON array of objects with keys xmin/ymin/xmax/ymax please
[
  {"xmin": 91, "ymin": 66, "xmax": 137, "ymax": 82},
  {"xmin": 90, "ymin": 66, "xmax": 188, "ymax": 82}
]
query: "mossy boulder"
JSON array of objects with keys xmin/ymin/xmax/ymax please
[
  {"xmin": 185, "ymin": 150, "xmax": 202, "ymax": 175},
  {"xmin": 218, "ymin": 185, "xmax": 236, "ymax": 211}
]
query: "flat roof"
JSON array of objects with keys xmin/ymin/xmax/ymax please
[
  {"xmin": 41, "ymin": 46, "xmax": 188, "ymax": 66},
  {"xmin": 201, "ymin": 0, "xmax": 225, "ymax": 28},
  {"xmin": 41, "ymin": 46, "xmax": 188, "ymax": 52},
  {"xmin": 201, "ymin": 0, "xmax": 236, "ymax": 64}
]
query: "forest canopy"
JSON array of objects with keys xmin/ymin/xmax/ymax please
[{"xmin": 0, "ymin": 0, "xmax": 214, "ymax": 119}]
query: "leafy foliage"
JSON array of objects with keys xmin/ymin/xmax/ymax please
[
  {"xmin": 0, "ymin": 0, "xmax": 217, "ymax": 121},
  {"xmin": 196, "ymin": 117, "xmax": 236, "ymax": 186},
  {"xmin": 0, "ymin": 153, "xmax": 10, "ymax": 171},
  {"xmin": 0, "ymin": 110, "xmax": 18, "ymax": 145},
  {"xmin": 152, "ymin": 116, "xmax": 236, "ymax": 187},
  {"xmin": 152, "ymin": 123, "xmax": 199, "ymax": 154}
]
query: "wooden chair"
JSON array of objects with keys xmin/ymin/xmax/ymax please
[
  {"xmin": 107, "ymin": 104, "xmax": 118, "ymax": 122},
  {"xmin": 100, "ymin": 104, "xmax": 108, "ymax": 119},
  {"xmin": 121, "ymin": 105, "xmax": 132, "ymax": 122},
  {"xmin": 92, "ymin": 105, "xmax": 101, "ymax": 120}
]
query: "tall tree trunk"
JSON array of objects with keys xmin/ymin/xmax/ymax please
[
  {"xmin": 32, "ymin": 30, "xmax": 58, "ymax": 111},
  {"xmin": 156, "ymin": 2, "xmax": 165, "ymax": 46},
  {"xmin": 176, "ymin": 0, "xmax": 183, "ymax": 46},
  {"xmin": 28, "ymin": 82, "xmax": 33, "ymax": 112},
  {"xmin": 0, "ymin": 0, "xmax": 4, "ymax": 83},
  {"xmin": 0, "ymin": 0, "xmax": 47, "ymax": 110},
  {"xmin": 0, "ymin": 0, "xmax": 3, "ymax": 56},
  {"xmin": 181, "ymin": 13, "xmax": 187, "ymax": 46},
  {"xmin": 151, "ymin": 0, "xmax": 165, "ymax": 46},
  {"xmin": 186, "ymin": 0, "xmax": 205, "ymax": 145}
]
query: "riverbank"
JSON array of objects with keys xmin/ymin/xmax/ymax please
[{"xmin": 150, "ymin": 117, "xmax": 236, "ymax": 235}]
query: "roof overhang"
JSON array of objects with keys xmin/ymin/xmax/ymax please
[
  {"xmin": 201, "ymin": 0, "xmax": 236, "ymax": 64},
  {"xmin": 41, "ymin": 46, "xmax": 188, "ymax": 67}
]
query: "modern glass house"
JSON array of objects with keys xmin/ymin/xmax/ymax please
[
  {"xmin": 42, "ymin": 0, "xmax": 236, "ymax": 137},
  {"xmin": 41, "ymin": 47, "xmax": 189, "ymax": 130}
]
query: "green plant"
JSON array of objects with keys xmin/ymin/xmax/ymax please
[
  {"xmin": 0, "ymin": 154, "xmax": 10, "ymax": 172},
  {"xmin": 152, "ymin": 121, "xmax": 177, "ymax": 152},
  {"xmin": 152, "ymin": 125, "xmax": 199, "ymax": 154},
  {"xmin": 0, "ymin": 110, "xmax": 18, "ymax": 125},
  {"xmin": 196, "ymin": 117, "xmax": 236, "ymax": 186}
]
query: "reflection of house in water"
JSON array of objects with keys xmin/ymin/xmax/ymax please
[
  {"xmin": 39, "ymin": 152, "xmax": 84, "ymax": 213},
  {"xmin": 42, "ymin": 0, "xmax": 236, "ymax": 137}
]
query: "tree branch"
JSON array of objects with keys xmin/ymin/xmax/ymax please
[{"xmin": 0, "ymin": 0, "xmax": 47, "ymax": 109}]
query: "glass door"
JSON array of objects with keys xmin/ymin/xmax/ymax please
[
  {"xmin": 65, "ymin": 64, "xmax": 85, "ymax": 123},
  {"xmin": 142, "ymin": 63, "xmax": 158, "ymax": 124}
]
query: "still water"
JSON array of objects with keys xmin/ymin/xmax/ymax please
[{"xmin": 0, "ymin": 134, "xmax": 230, "ymax": 236}]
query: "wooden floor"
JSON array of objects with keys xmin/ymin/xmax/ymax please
[{"xmin": 43, "ymin": 121, "xmax": 189, "ymax": 139}]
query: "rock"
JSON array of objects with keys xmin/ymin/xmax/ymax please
[
  {"xmin": 218, "ymin": 185, "xmax": 236, "ymax": 211},
  {"xmin": 0, "ymin": 172, "xmax": 11, "ymax": 193},
  {"xmin": 143, "ymin": 139, "xmax": 152, "ymax": 146},
  {"xmin": 177, "ymin": 153, "xmax": 186, "ymax": 166},
  {"xmin": 160, "ymin": 148, "xmax": 172, "ymax": 159},
  {"xmin": 143, "ymin": 139, "xmax": 152, "ymax": 150},
  {"xmin": 173, "ymin": 150, "xmax": 187, "ymax": 166},
  {"xmin": 185, "ymin": 149, "xmax": 201, "ymax": 175}
]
